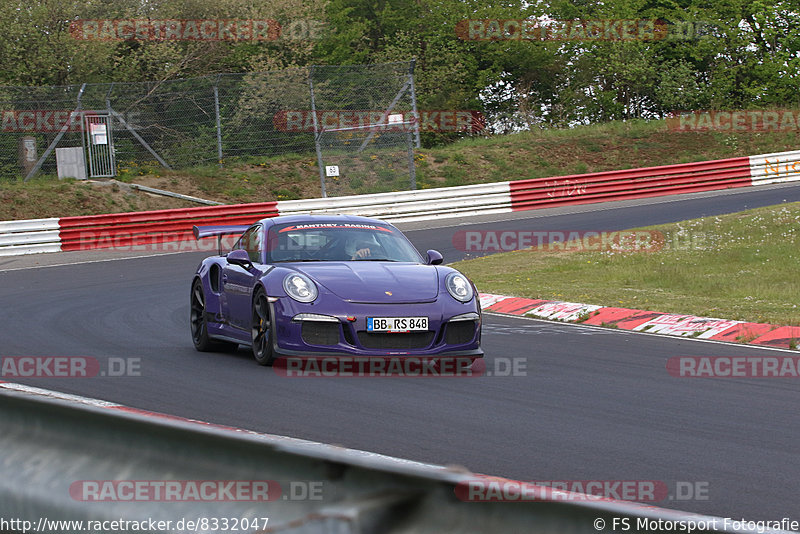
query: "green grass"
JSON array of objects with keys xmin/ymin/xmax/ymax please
[{"xmin": 453, "ymin": 203, "xmax": 800, "ymax": 326}]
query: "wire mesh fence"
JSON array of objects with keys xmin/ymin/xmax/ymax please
[
  {"xmin": 309, "ymin": 61, "xmax": 420, "ymax": 197},
  {"xmin": 0, "ymin": 83, "xmax": 87, "ymax": 179},
  {"xmin": 0, "ymin": 61, "xmax": 419, "ymax": 198}
]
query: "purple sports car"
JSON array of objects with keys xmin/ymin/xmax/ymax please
[{"xmin": 190, "ymin": 215, "xmax": 483, "ymax": 366}]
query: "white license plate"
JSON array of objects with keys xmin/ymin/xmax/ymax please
[{"xmin": 367, "ymin": 316, "xmax": 428, "ymax": 332}]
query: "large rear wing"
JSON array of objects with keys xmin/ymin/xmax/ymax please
[
  {"xmin": 193, "ymin": 225, "xmax": 250, "ymax": 255},
  {"xmin": 193, "ymin": 225, "xmax": 250, "ymax": 240}
]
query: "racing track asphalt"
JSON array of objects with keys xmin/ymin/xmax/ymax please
[{"xmin": 2, "ymin": 183, "xmax": 800, "ymax": 520}]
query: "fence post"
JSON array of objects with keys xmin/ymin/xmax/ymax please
[
  {"xmin": 408, "ymin": 58, "xmax": 421, "ymax": 149},
  {"xmin": 309, "ymin": 66, "xmax": 327, "ymax": 198},
  {"xmin": 214, "ymin": 75, "xmax": 223, "ymax": 168},
  {"xmin": 408, "ymin": 59, "xmax": 419, "ymax": 189},
  {"xmin": 407, "ymin": 130, "xmax": 416, "ymax": 190}
]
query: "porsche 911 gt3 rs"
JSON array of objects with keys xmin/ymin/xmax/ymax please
[{"xmin": 190, "ymin": 214, "xmax": 483, "ymax": 366}]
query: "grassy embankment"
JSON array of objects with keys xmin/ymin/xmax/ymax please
[{"xmin": 2, "ymin": 118, "xmax": 800, "ymax": 219}]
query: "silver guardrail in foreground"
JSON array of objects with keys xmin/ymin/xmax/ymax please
[{"xmin": 0, "ymin": 386, "xmax": 786, "ymax": 533}]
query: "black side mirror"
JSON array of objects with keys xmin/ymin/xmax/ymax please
[
  {"xmin": 426, "ymin": 249, "xmax": 443, "ymax": 265},
  {"xmin": 226, "ymin": 249, "xmax": 253, "ymax": 269}
]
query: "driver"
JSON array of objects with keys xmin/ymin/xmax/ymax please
[
  {"xmin": 350, "ymin": 240, "xmax": 373, "ymax": 260},
  {"xmin": 346, "ymin": 235, "xmax": 379, "ymax": 260}
]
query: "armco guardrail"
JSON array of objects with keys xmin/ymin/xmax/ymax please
[
  {"xmin": 750, "ymin": 149, "xmax": 800, "ymax": 184},
  {"xmin": 509, "ymin": 156, "xmax": 753, "ymax": 211},
  {"xmin": 0, "ymin": 217, "xmax": 61, "ymax": 256},
  {"xmin": 278, "ymin": 181, "xmax": 512, "ymax": 222},
  {"xmin": 2, "ymin": 149, "xmax": 800, "ymax": 256},
  {"xmin": 0, "ymin": 384, "xmax": 779, "ymax": 534},
  {"xmin": 57, "ymin": 202, "xmax": 279, "ymax": 252}
]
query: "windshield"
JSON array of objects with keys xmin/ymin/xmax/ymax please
[{"xmin": 265, "ymin": 222, "xmax": 424, "ymax": 263}]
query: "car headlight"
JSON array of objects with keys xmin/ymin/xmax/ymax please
[
  {"xmin": 446, "ymin": 272, "xmax": 474, "ymax": 302},
  {"xmin": 283, "ymin": 273, "xmax": 318, "ymax": 303}
]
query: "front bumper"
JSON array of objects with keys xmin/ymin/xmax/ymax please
[{"xmin": 270, "ymin": 298, "xmax": 483, "ymax": 359}]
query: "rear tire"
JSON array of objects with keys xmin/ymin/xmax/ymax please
[
  {"xmin": 252, "ymin": 289, "xmax": 276, "ymax": 366},
  {"xmin": 190, "ymin": 279, "xmax": 237, "ymax": 352}
]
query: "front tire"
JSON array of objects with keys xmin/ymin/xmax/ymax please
[{"xmin": 252, "ymin": 289, "xmax": 275, "ymax": 366}]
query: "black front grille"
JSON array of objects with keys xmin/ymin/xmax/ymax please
[
  {"xmin": 301, "ymin": 322, "xmax": 340, "ymax": 346},
  {"xmin": 357, "ymin": 331, "xmax": 434, "ymax": 350},
  {"xmin": 445, "ymin": 321, "xmax": 477, "ymax": 345}
]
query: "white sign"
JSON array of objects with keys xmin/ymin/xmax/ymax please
[
  {"xmin": 90, "ymin": 122, "xmax": 107, "ymax": 145},
  {"xmin": 23, "ymin": 139, "xmax": 36, "ymax": 161},
  {"xmin": 325, "ymin": 165, "xmax": 340, "ymax": 177},
  {"xmin": 388, "ymin": 113, "xmax": 404, "ymax": 124}
]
